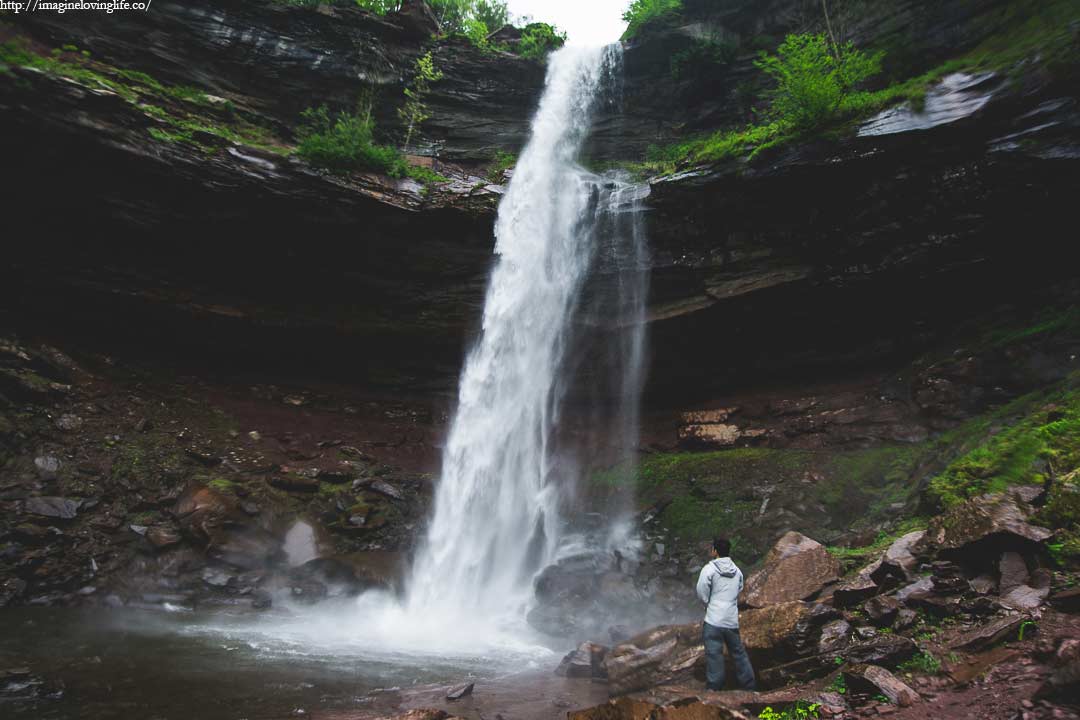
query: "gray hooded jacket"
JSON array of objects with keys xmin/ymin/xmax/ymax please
[{"xmin": 696, "ymin": 557, "xmax": 743, "ymax": 628}]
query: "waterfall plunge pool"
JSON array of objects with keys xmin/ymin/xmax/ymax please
[{"xmin": 0, "ymin": 604, "xmax": 607, "ymax": 720}]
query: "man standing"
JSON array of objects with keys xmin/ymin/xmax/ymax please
[{"xmin": 696, "ymin": 536, "xmax": 756, "ymax": 691}]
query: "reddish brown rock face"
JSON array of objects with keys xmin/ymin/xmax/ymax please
[{"xmin": 743, "ymin": 532, "xmax": 840, "ymax": 608}]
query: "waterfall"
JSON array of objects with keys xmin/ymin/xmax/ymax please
[{"xmin": 403, "ymin": 44, "xmax": 648, "ymax": 628}]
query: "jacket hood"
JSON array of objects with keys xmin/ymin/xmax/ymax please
[{"xmin": 712, "ymin": 557, "xmax": 738, "ymax": 577}]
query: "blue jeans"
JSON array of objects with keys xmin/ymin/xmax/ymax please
[{"xmin": 702, "ymin": 622, "xmax": 756, "ymax": 691}]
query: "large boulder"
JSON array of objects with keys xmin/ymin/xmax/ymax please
[
  {"xmin": 876, "ymin": 531, "xmax": 925, "ymax": 581},
  {"xmin": 916, "ymin": 488, "xmax": 1052, "ymax": 566},
  {"xmin": 556, "ymin": 642, "xmax": 609, "ymax": 679},
  {"xmin": 743, "ymin": 532, "xmax": 840, "ymax": 608},
  {"xmin": 740, "ymin": 601, "xmax": 813, "ymax": 661},
  {"xmin": 603, "ymin": 624, "xmax": 698, "ymax": 696}
]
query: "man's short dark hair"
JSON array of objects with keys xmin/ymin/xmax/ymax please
[{"xmin": 713, "ymin": 537, "xmax": 731, "ymax": 557}]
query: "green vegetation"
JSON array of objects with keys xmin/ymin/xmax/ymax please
[
  {"xmin": 486, "ymin": 150, "xmax": 516, "ymax": 182},
  {"xmin": 297, "ymin": 105, "xmax": 413, "ymax": 178},
  {"xmin": 398, "ymin": 51, "xmax": 443, "ymax": 149},
  {"xmin": 1, "ymin": 38, "xmax": 282, "ymax": 154},
  {"xmin": 754, "ymin": 33, "xmax": 883, "ymax": 131},
  {"xmin": 1018, "ymin": 619, "xmax": 1038, "ymax": 641},
  {"xmin": 207, "ymin": 477, "xmax": 237, "ymax": 493},
  {"xmin": 758, "ymin": 702, "xmax": 822, "ymax": 720},
  {"xmin": 621, "ymin": 0, "xmax": 682, "ymax": 40},
  {"xmin": 928, "ymin": 375, "xmax": 1080, "ymax": 508},
  {"xmin": 635, "ymin": 0, "xmax": 1080, "ymax": 174},
  {"xmin": 826, "ymin": 673, "xmax": 847, "ymax": 695},
  {"xmin": 826, "ymin": 518, "xmax": 927, "ymax": 573},
  {"xmin": 898, "ymin": 651, "xmax": 942, "ymax": 676},
  {"xmin": 516, "ymin": 23, "xmax": 568, "ymax": 60}
]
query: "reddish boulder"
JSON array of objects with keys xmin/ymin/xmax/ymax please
[{"xmin": 743, "ymin": 532, "xmax": 840, "ymax": 608}]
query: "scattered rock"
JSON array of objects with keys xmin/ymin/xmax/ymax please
[
  {"xmin": 948, "ymin": 615, "xmax": 1029, "ymax": 651},
  {"xmin": 54, "ymin": 413, "xmax": 83, "ymax": 431},
  {"xmin": 446, "ymin": 682, "xmax": 474, "ymax": 700},
  {"xmin": 844, "ymin": 664, "xmax": 920, "ymax": 707},
  {"xmin": 1000, "ymin": 584, "xmax": 1050, "ymax": 611},
  {"xmin": 369, "ymin": 479, "xmax": 405, "ymax": 501},
  {"xmin": 877, "ymin": 531, "xmax": 925, "ymax": 581},
  {"xmin": 916, "ymin": 488, "xmax": 1053, "ymax": 560},
  {"xmin": 998, "ymin": 552, "xmax": 1029, "ymax": 592},
  {"xmin": 23, "ymin": 496, "xmax": 81, "ymax": 520},
  {"xmin": 33, "ymin": 456, "xmax": 61, "ymax": 480},
  {"xmin": 743, "ymin": 532, "xmax": 840, "ymax": 608},
  {"xmin": 864, "ymin": 595, "xmax": 901, "ymax": 627},
  {"xmin": 741, "ymin": 601, "xmax": 813, "ymax": 659},
  {"xmin": 817, "ymin": 619, "xmax": 853, "ymax": 654},
  {"xmin": 268, "ymin": 474, "xmax": 320, "ymax": 492},
  {"xmin": 556, "ymin": 642, "xmax": 609, "ymax": 679}
]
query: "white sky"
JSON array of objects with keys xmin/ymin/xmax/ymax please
[{"xmin": 506, "ymin": 0, "xmax": 629, "ymax": 46}]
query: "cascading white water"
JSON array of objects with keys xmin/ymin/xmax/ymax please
[
  {"xmin": 213, "ymin": 44, "xmax": 649, "ymax": 665},
  {"xmin": 405, "ymin": 44, "xmax": 627, "ymax": 622},
  {"xmin": 401, "ymin": 45, "xmax": 643, "ymax": 630}
]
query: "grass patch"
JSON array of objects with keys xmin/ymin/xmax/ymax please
[
  {"xmin": 928, "ymin": 374, "xmax": 1080, "ymax": 508},
  {"xmin": 1, "ymin": 36, "xmax": 285, "ymax": 155},
  {"xmin": 634, "ymin": 0, "xmax": 1080, "ymax": 175}
]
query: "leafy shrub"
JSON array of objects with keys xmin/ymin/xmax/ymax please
[
  {"xmin": 517, "ymin": 22, "xmax": 567, "ymax": 60},
  {"xmin": 758, "ymin": 701, "xmax": 822, "ymax": 720},
  {"xmin": 622, "ymin": 0, "xmax": 682, "ymax": 40},
  {"xmin": 754, "ymin": 33, "xmax": 883, "ymax": 130},
  {"xmin": 898, "ymin": 651, "xmax": 942, "ymax": 675},
  {"xmin": 297, "ymin": 105, "xmax": 409, "ymax": 176},
  {"xmin": 398, "ymin": 51, "xmax": 444, "ymax": 149}
]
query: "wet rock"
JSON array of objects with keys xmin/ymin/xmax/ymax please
[
  {"xmin": 893, "ymin": 608, "xmax": 918, "ymax": 631},
  {"xmin": 817, "ymin": 619, "xmax": 853, "ymax": 655},
  {"xmin": 877, "ymin": 531, "xmax": 925, "ymax": 581},
  {"xmin": 369, "ymin": 479, "xmax": 405, "ymax": 501},
  {"xmin": 842, "ymin": 635, "xmax": 918, "ymax": 667},
  {"xmin": 446, "ymin": 682, "xmax": 474, "ymax": 700},
  {"xmin": 145, "ymin": 525, "xmax": 182, "ymax": 549},
  {"xmin": 948, "ymin": 615, "xmax": 1029, "ymax": 651},
  {"xmin": 833, "ymin": 563, "xmax": 882, "ymax": 608},
  {"xmin": 1049, "ymin": 586, "xmax": 1080, "ymax": 612},
  {"xmin": 202, "ymin": 566, "xmax": 235, "ymax": 588},
  {"xmin": 743, "ymin": 532, "xmax": 840, "ymax": 608},
  {"xmin": 864, "ymin": 595, "xmax": 901, "ymax": 627},
  {"xmin": 0, "ymin": 578, "xmax": 28, "ymax": 608},
  {"xmin": 54, "ymin": 413, "xmax": 83, "ymax": 431},
  {"xmin": 1000, "ymin": 584, "xmax": 1050, "ymax": 611},
  {"xmin": 844, "ymin": 665, "xmax": 920, "ymax": 707},
  {"xmin": 268, "ymin": 473, "xmax": 320, "ymax": 492},
  {"xmin": 1056, "ymin": 639, "xmax": 1080, "ymax": 665},
  {"xmin": 251, "ymin": 590, "xmax": 272, "ymax": 609},
  {"xmin": 604, "ymin": 624, "xmax": 696, "ymax": 696},
  {"xmin": 970, "ymin": 574, "xmax": 997, "ymax": 595},
  {"xmin": 998, "ymin": 552, "xmax": 1029, "ymax": 592},
  {"xmin": 894, "ymin": 577, "xmax": 934, "ymax": 605},
  {"xmin": 915, "ymin": 488, "xmax": 1052, "ymax": 561},
  {"xmin": 741, "ymin": 601, "xmax": 813, "ymax": 660},
  {"xmin": 556, "ymin": 642, "xmax": 609, "ymax": 679},
  {"xmin": 33, "ymin": 456, "xmax": 61, "ymax": 480},
  {"xmin": 23, "ymin": 496, "xmax": 81, "ymax": 520}
]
